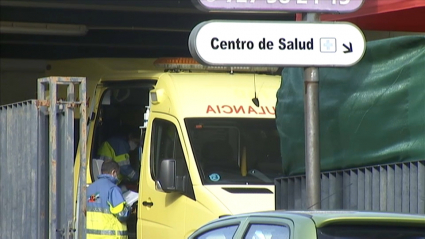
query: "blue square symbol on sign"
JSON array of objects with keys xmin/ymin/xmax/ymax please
[{"xmin": 320, "ymin": 38, "xmax": 337, "ymax": 53}]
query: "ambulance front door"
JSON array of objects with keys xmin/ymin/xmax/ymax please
[{"xmin": 139, "ymin": 114, "xmax": 193, "ymax": 239}]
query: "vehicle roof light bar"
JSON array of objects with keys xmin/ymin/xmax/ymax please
[{"xmin": 153, "ymin": 57, "xmax": 278, "ymax": 73}]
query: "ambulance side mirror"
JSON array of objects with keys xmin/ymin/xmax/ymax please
[{"xmin": 157, "ymin": 159, "xmax": 185, "ymax": 193}]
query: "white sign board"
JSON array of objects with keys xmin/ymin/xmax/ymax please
[{"xmin": 189, "ymin": 20, "xmax": 366, "ymax": 67}]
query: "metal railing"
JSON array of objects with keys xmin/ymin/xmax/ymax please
[
  {"xmin": 0, "ymin": 76, "xmax": 87, "ymax": 239},
  {"xmin": 275, "ymin": 160, "xmax": 425, "ymax": 214},
  {"xmin": 37, "ymin": 76, "xmax": 87, "ymax": 239},
  {"xmin": 1, "ymin": 100, "xmax": 48, "ymax": 239}
]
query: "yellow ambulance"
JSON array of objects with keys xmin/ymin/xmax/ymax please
[{"xmin": 47, "ymin": 57, "xmax": 283, "ymax": 239}]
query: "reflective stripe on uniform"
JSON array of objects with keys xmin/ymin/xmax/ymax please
[
  {"xmin": 99, "ymin": 155, "xmax": 112, "ymax": 161},
  {"xmin": 117, "ymin": 159, "xmax": 131, "ymax": 166},
  {"xmin": 87, "ymin": 229, "xmax": 128, "ymax": 236},
  {"xmin": 109, "ymin": 201, "xmax": 125, "ymax": 215},
  {"xmin": 87, "ymin": 211, "xmax": 128, "ymax": 239},
  {"xmin": 86, "ymin": 206, "xmax": 110, "ymax": 214},
  {"xmin": 127, "ymin": 170, "xmax": 136, "ymax": 179}
]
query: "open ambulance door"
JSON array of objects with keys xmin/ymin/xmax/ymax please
[
  {"xmin": 75, "ymin": 79, "xmax": 156, "ymax": 237},
  {"xmin": 73, "ymin": 82, "xmax": 103, "ymax": 238}
]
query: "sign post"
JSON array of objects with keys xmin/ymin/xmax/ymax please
[
  {"xmin": 189, "ymin": 0, "xmax": 366, "ymax": 211},
  {"xmin": 302, "ymin": 12, "xmax": 321, "ymax": 210}
]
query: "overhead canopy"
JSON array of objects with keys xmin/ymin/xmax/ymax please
[{"xmin": 320, "ymin": 0, "xmax": 425, "ymax": 32}]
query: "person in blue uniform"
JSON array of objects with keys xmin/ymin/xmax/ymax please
[
  {"xmin": 86, "ymin": 160, "xmax": 131, "ymax": 239},
  {"xmin": 98, "ymin": 127, "xmax": 140, "ymax": 184}
]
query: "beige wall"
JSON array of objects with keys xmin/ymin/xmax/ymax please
[
  {"xmin": 1, "ymin": 31, "xmax": 423, "ymax": 105},
  {"xmin": 0, "ymin": 59, "xmax": 46, "ymax": 105}
]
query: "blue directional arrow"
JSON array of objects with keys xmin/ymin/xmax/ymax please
[{"xmin": 343, "ymin": 43, "xmax": 353, "ymax": 53}]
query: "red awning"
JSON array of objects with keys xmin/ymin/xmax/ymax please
[{"xmin": 320, "ymin": 0, "xmax": 425, "ymax": 32}]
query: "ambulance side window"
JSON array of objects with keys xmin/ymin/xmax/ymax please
[{"xmin": 151, "ymin": 119, "xmax": 188, "ymax": 181}]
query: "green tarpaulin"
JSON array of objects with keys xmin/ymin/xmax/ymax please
[{"xmin": 276, "ymin": 35, "xmax": 425, "ymax": 176}]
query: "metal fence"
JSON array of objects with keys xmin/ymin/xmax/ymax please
[
  {"xmin": 275, "ymin": 160, "xmax": 425, "ymax": 214},
  {"xmin": 0, "ymin": 77, "xmax": 86, "ymax": 239},
  {"xmin": 0, "ymin": 100, "xmax": 48, "ymax": 239}
]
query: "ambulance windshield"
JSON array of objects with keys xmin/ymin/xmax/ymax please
[{"xmin": 185, "ymin": 118, "xmax": 283, "ymax": 185}]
